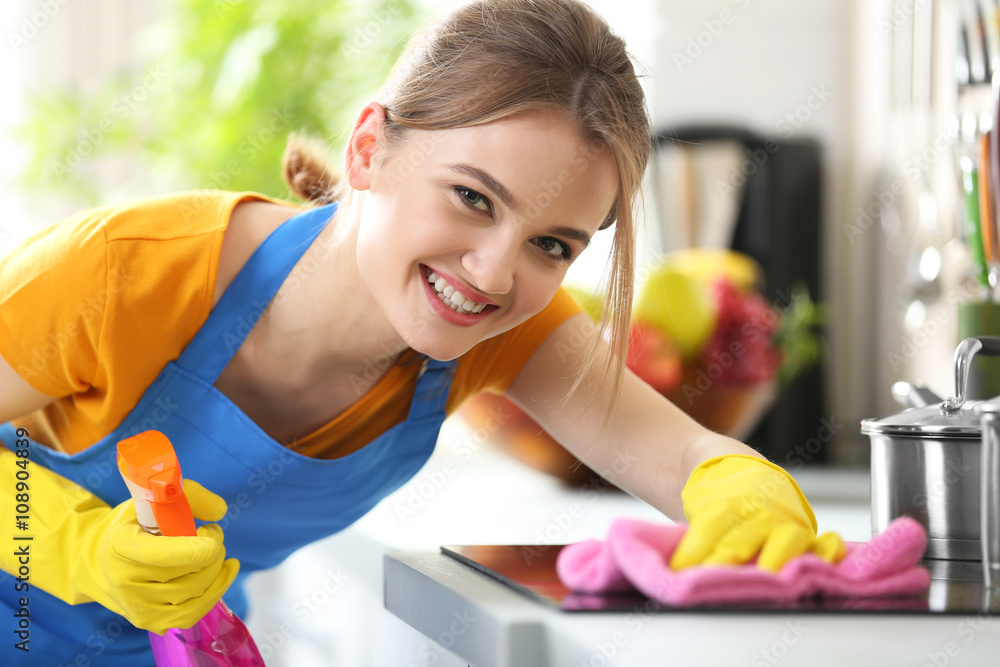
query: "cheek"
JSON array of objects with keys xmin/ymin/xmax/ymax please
[{"xmin": 513, "ymin": 271, "xmax": 566, "ymax": 319}]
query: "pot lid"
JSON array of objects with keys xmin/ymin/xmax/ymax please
[{"xmin": 861, "ymin": 401, "xmax": 982, "ymax": 438}]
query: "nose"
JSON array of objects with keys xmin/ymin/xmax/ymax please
[{"xmin": 463, "ymin": 233, "xmax": 518, "ymax": 295}]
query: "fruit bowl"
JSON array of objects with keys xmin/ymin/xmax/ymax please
[{"xmin": 665, "ymin": 373, "xmax": 778, "ymax": 441}]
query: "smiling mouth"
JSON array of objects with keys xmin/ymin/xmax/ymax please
[{"xmin": 425, "ymin": 269, "xmax": 490, "ymax": 314}]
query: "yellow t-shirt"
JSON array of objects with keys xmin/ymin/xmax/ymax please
[{"xmin": 0, "ymin": 191, "xmax": 581, "ymax": 459}]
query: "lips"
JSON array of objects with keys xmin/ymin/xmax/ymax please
[
  {"xmin": 426, "ymin": 271, "xmax": 490, "ymax": 313},
  {"xmin": 421, "ymin": 265, "xmax": 497, "ymax": 325}
]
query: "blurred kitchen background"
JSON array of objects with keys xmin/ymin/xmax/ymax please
[{"xmin": 1, "ymin": 0, "xmax": 978, "ymax": 469}]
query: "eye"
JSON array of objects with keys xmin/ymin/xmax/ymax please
[
  {"xmin": 534, "ymin": 237, "xmax": 574, "ymax": 262},
  {"xmin": 454, "ymin": 186, "xmax": 492, "ymax": 215}
]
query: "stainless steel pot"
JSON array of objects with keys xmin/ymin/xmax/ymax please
[
  {"xmin": 862, "ymin": 336, "xmax": 1000, "ymax": 561},
  {"xmin": 976, "ymin": 396, "xmax": 1000, "ymax": 586}
]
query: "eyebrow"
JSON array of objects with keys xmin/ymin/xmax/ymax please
[
  {"xmin": 447, "ymin": 163, "xmax": 521, "ymax": 211},
  {"xmin": 445, "ymin": 162, "xmax": 592, "ymax": 248},
  {"xmin": 549, "ymin": 226, "xmax": 592, "ymax": 248}
]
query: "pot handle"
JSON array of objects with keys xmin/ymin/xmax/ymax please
[
  {"xmin": 981, "ymin": 405, "xmax": 1000, "ymax": 590},
  {"xmin": 941, "ymin": 337, "xmax": 1000, "ymax": 413}
]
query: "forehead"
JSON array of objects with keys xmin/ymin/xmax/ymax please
[{"xmin": 401, "ymin": 110, "xmax": 619, "ymax": 231}]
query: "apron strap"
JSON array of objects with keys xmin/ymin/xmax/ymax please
[
  {"xmin": 176, "ymin": 203, "xmax": 336, "ymax": 381},
  {"xmin": 407, "ymin": 357, "xmax": 458, "ymax": 421}
]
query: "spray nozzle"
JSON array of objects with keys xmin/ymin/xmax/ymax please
[{"xmin": 117, "ymin": 430, "xmax": 196, "ymax": 537}]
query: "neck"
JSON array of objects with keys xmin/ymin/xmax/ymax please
[{"xmin": 262, "ymin": 194, "xmax": 410, "ymax": 381}]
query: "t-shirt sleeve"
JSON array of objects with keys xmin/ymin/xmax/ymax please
[
  {"xmin": 0, "ymin": 208, "xmax": 110, "ymax": 397},
  {"xmin": 0, "ymin": 190, "xmax": 261, "ymax": 406},
  {"xmin": 447, "ymin": 286, "xmax": 585, "ymax": 410}
]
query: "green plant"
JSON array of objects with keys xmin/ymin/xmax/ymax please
[
  {"xmin": 774, "ymin": 282, "xmax": 825, "ymax": 388},
  {"xmin": 17, "ymin": 0, "xmax": 423, "ymax": 206}
]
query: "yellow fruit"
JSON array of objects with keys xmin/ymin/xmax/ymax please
[
  {"xmin": 665, "ymin": 248, "xmax": 762, "ymax": 291},
  {"xmin": 633, "ymin": 264, "xmax": 717, "ymax": 359},
  {"xmin": 563, "ymin": 284, "xmax": 604, "ymax": 322}
]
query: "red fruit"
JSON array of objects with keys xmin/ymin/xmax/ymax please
[
  {"xmin": 626, "ymin": 323, "xmax": 683, "ymax": 394},
  {"xmin": 698, "ymin": 278, "xmax": 782, "ymax": 385}
]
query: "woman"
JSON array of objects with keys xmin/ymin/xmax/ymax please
[{"xmin": 0, "ymin": 0, "xmax": 843, "ymax": 662}]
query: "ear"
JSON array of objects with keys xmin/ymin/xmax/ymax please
[{"xmin": 344, "ymin": 101, "xmax": 386, "ymax": 191}]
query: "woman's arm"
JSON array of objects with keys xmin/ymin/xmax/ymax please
[
  {"xmin": 505, "ymin": 313, "xmax": 762, "ymax": 519},
  {"xmin": 0, "ymin": 354, "xmax": 56, "ymax": 424}
]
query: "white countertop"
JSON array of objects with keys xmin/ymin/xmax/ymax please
[{"xmin": 242, "ymin": 417, "xmax": 998, "ymax": 666}]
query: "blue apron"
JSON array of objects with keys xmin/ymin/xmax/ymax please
[{"xmin": 0, "ymin": 203, "xmax": 457, "ymax": 665}]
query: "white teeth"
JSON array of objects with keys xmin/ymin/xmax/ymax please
[{"xmin": 425, "ymin": 269, "xmax": 489, "ymax": 314}]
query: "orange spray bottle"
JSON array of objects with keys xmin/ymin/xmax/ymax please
[{"xmin": 117, "ymin": 431, "xmax": 265, "ymax": 666}]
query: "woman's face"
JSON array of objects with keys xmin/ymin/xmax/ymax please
[{"xmin": 354, "ymin": 108, "xmax": 619, "ymax": 361}]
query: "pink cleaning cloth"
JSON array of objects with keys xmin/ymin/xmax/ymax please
[{"xmin": 556, "ymin": 516, "xmax": 930, "ymax": 606}]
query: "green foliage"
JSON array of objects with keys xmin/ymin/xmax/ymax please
[
  {"xmin": 773, "ymin": 282, "xmax": 825, "ymax": 388},
  {"xmin": 17, "ymin": 0, "xmax": 423, "ymax": 206}
]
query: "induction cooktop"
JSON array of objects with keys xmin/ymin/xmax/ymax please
[{"xmin": 441, "ymin": 544, "xmax": 1000, "ymax": 614}]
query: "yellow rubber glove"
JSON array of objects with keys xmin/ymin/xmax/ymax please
[
  {"xmin": 669, "ymin": 454, "xmax": 846, "ymax": 572},
  {"xmin": 0, "ymin": 448, "xmax": 239, "ymax": 634}
]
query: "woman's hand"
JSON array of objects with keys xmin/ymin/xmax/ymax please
[
  {"xmin": 72, "ymin": 479, "xmax": 239, "ymax": 634},
  {"xmin": 669, "ymin": 454, "xmax": 845, "ymax": 572},
  {"xmin": 1, "ymin": 446, "xmax": 240, "ymax": 636}
]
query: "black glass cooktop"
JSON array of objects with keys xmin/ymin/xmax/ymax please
[{"xmin": 441, "ymin": 544, "xmax": 1000, "ymax": 614}]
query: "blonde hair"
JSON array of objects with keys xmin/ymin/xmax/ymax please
[{"xmin": 284, "ymin": 0, "xmax": 650, "ymax": 401}]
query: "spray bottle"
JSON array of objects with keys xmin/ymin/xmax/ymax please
[{"xmin": 117, "ymin": 430, "xmax": 266, "ymax": 666}]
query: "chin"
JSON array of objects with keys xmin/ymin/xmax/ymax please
[{"xmin": 406, "ymin": 337, "xmax": 469, "ymax": 362}]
